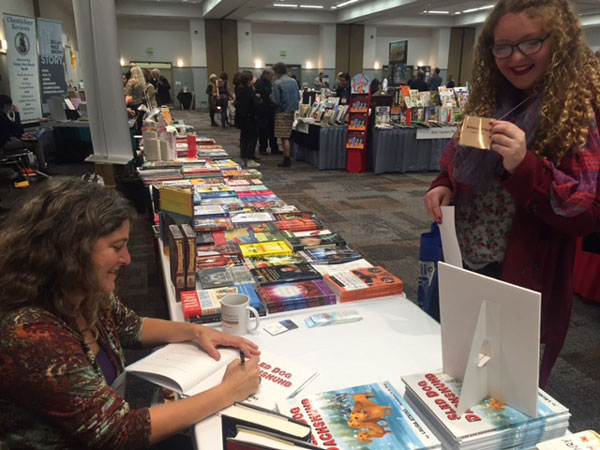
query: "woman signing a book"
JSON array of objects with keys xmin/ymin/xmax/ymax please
[
  {"xmin": 424, "ymin": 0, "xmax": 600, "ymax": 388},
  {"xmin": 0, "ymin": 178, "xmax": 261, "ymax": 449}
]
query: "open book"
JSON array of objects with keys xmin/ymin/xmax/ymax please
[{"xmin": 125, "ymin": 342, "xmax": 318, "ymax": 409}]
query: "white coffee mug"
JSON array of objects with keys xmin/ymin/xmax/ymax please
[{"xmin": 221, "ymin": 294, "xmax": 260, "ymax": 336}]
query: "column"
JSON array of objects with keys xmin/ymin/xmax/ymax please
[{"xmin": 72, "ymin": 0, "xmax": 132, "ymax": 165}]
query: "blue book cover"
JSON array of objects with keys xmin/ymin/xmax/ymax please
[{"xmin": 279, "ymin": 381, "xmax": 441, "ymax": 449}]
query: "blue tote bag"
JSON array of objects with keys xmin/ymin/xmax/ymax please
[{"xmin": 417, "ymin": 222, "xmax": 444, "ymax": 322}]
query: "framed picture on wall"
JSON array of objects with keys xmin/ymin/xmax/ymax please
[{"xmin": 389, "ymin": 40, "xmax": 408, "ymax": 64}]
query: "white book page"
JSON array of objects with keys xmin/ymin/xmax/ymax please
[
  {"xmin": 439, "ymin": 206, "xmax": 463, "ymax": 268},
  {"xmin": 126, "ymin": 342, "xmax": 239, "ymax": 394},
  {"xmin": 187, "ymin": 350, "xmax": 318, "ymax": 410}
]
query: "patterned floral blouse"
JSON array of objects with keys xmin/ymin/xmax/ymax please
[{"xmin": 0, "ymin": 296, "xmax": 151, "ymax": 449}]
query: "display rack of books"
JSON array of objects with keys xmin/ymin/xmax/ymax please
[{"xmin": 346, "ymin": 73, "xmax": 372, "ymax": 173}]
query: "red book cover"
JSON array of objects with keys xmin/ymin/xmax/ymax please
[
  {"xmin": 323, "ymin": 266, "xmax": 403, "ymax": 302},
  {"xmin": 274, "ymin": 218, "xmax": 322, "ymax": 232}
]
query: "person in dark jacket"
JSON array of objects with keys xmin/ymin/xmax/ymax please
[
  {"xmin": 427, "ymin": 67, "xmax": 443, "ymax": 91},
  {"xmin": 216, "ymin": 72, "xmax": 233, "ymax": 127},
  {"xmin": 335, "ymin": 73, "xmax": 351, "ymax": 104},
  {"xmin": 254, "ymin": 68, "xmax": 280, "ymax": 155},
  {"xmin": 206, "ymin": 74, "xmax": 218, "ymax": 126},
  {"xmin": 0, "ymin": 95, "xmax": 47, "ymax": 171},
  {"xmin": 152, "ymin": 69, "xmax": 171, "ymax": 105},
  {"xmin": 408, "ymin": 71, "xmax": 429, "ymax": 92},
  {"xmin": 235, "ymin": 71, "xmax": 260, "ymax": 168}
]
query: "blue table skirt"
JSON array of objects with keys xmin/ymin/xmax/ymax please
[{"xmin": 372, "ymin": 128, "xmax": 451, "ymax": 174}]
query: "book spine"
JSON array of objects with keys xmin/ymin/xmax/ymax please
[
  {"xmin": 181, "ymin": 224, "xmax": 197, "ymax": 290},
  {"xmin": 168, "ymin": 225, "xmax": 186, "ymax": 297}
]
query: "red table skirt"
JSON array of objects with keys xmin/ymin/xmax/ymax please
[{"xmin": 573, "ymin": 237, "xmax": 600, "ymax": 303}]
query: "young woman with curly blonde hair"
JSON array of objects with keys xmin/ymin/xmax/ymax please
[{"xmin": 424, "ymin": 0, "xmax": 600, "ymax": 388}]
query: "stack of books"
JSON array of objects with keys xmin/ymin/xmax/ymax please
[
  {"xmin": 256, "ymin": 279, "xmax": 336, "ymax": 313},
  {"xmin": 402, "ymin": 371, "xmax": 571, "ymax": 450}
]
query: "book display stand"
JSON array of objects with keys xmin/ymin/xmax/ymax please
[
  {"xmin": 346, "ymin": 73, "xmax": 372, "ymax": 173},
  {"xmin": 438, "ymin": 262, "xmax": 542, "ymax": 418}
]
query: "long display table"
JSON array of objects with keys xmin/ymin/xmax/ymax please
[{"xmin": 292, "ymin": 124, "xmax": 347, "ymax": 170}]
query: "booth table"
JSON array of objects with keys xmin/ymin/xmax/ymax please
[
  {"xmin": 371, "ymin": 127, "xmax": 453, "ymax": 174},
  {"xmin": 292, "ymin": 123, "xmax": 347, "ymax": 170},
  {"xmin": 155, "ymin": 239, "xmax": 443, "ymax": 450}
]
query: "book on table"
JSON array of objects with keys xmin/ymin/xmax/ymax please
[
  {"xmin": 256, "ymin": 279, "xmax": 337, "ymax": 313},
  {"xmin": 240, "ymin": 241, "xmax": 293, "ymax": 259},
  {"xmin": 196, "ymin": 265, "xmax": 255, "ymax": 290},
  {"xmin": 213, "ymin": 223, "xmax": 284, "ymax": 246},
  {"xmin": 536, "ymin": 429, "xmax": 600, "ymax": 450},
  {"xmin": 323, "ymin": 266, "xmax": 404, "ymax": 302},
  {"xmin": 299, "ymin": 246, "xmax": 363, "ymax": 265},
  {"xmin": 222, "ymin": 403, "xmax": 312, "ymax": 445},
  {"xmin": 279, "ymin": 381, "xmax": 441, "ymax": 450},
  {"xmin": 281, "ymin": 229, "xmax": 345, "ymax": 252},
  {"xmin": 402, "ymin": 371, "xmax": 570, "ymax": 450},
  {"xmin": 244, "ymin": 253, "xmax": 307, "ymax": 270},
  {"xmin": 250, "ymin": 263, "xmax": 322, "ymax": 286},
  {"xmin": 181, "ymin": 283, "xmax": 266, "ymax": 323},
  {"xmin": 225, "ymin": 425, "xmax": 322, "ymax": 450},
  {"xmin": 126, "ymin": 343, "xmax": 317, "ymax": 410}
]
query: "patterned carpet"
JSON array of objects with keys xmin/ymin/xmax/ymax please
[{"xmin": 0, "ymin": 109, "xmax": 597, "ymax": 437}]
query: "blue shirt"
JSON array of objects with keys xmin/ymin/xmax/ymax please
[{"xmin": 271, "ymin": 75, "xmax": 300, "ymax": 113}]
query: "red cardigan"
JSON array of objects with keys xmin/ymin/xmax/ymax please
[{"xmin": 431, "ymin": 149, "xmax": 600, "ymax": 388}]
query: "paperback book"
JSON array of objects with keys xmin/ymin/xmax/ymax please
[
  {"xmin": 299, "ymin": 246, "xmax": 363, "ymax": 265},
  {"xmin": 126, "ymin": 344, "xmax": 316, "ymax": 411},
  {"xmin": 244, "ymin": 253, "xmax": 308, "ymax": 270},
  {"xmin": 213, "ymin": 223, "xmax": 283, "ymax": 246},
  {"xmin": 256, "ymin": 279, "xmax": 337, "ymax": 314},
  {"xmin": 323, "ymin": 266, "xmax": 404, "ymax": 302},
  {"xmin": 250, "ymin": 263, "xmax": 322, "ymax": 285},
  {"xmin": 196, "ymin": 266, "xmax": 255, "ymax": 290},
  {"xmin": 281, "ymin": 229, "xmax": 345, "ymax": 252},
  {"xmin": 181, "ymin": 283, "xmax": 265, "ymax": 322},
  {"xmin": 196, "ymin": 254, "xmax": 243, "ymax": 271},
  {"xmin": 402, "ymin": 371, "xmax": 570, "ymax": 450},
  {"xmin": 240, "ymin": 241, "xmax": 293, "ymax": 258},
  {"xmin": 278, "ymin": 381, "xmax": 442, "ymax": 450}
]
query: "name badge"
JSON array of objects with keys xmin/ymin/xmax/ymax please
[{"xmin": 458, "ymin": 115, "xmax": 492, "ymax": 150}]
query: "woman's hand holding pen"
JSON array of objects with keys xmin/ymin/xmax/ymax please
[
  {"xmin": 490, "ymin": 120, "xmax": 527, "ymax": 173},
  {"xmin": 221, "ymin": 355, "xmax": 261, "ymax": 403}
]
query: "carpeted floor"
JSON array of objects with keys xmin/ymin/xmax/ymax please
[{"xmin": 1, "ymin": 109, "xmax": 598, "ymax": 437}]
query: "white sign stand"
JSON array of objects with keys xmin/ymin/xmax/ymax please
[{"xmin": 438, "ymin": 262, "xmax": 541, "ymax": 418}]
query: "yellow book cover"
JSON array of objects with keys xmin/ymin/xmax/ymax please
[
  {"xmin": 160, "ymin": 187, "xmax": 193, "ymax": 217},
  {"xmin": 240, "ymin": 241, "xmax": 293, "ymax": 258}
]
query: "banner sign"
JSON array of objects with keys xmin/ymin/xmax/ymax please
[
  {"xmin": 37, "ymin": 18, "xmax": 67, "ymax": 115},
  {"xmin": 416, "ymin": 126, "xmax": 457, "ymax": 140},
  {"xmin": 3, "ymin": 14, "xmax": 42, "ymax": 122}
]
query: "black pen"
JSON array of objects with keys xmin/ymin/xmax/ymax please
[{"xmin": 239, "ymin": 350, "xmax": 246, "ymax": 365}]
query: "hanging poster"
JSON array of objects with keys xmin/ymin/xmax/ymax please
[
  {"xmin": 3, "ymin": 14, "xmax": 42, "ymax": 122},
  {"xmin": 37, "ymin": 18, "xmax": 67, "ymax": 115}
]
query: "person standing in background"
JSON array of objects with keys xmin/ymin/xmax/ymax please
[
  {"xmin": 217, "ymin": 72, "xmax": 233, "ymax": 128},
  {"xmin": 236, "ymin": 71, "xmax": 261, "ymax": 168},
  {"xmin": 152, "ymin": 69, "xmax": 171, "ymax": 106},
  {"xmin": 427, "ymin": 67, "xmax": 443, "ymax": 91},
  {"xmin": 332, "ymin": 72, "xmax": 343, "ymax": 91},
  {"xmin": 446, "ymin": 74, "xmax": 456, "ymax": 88},
  {"xmin": 409, "ymin": 70, "xmax": 429, "ymax": 92},
  {"xmin": 142, "ymin": 68, "xmax": 157, "ymax": 108},
  {"xmin": 424, "ymin": 0, "xmax": 600, "ymax": 388},
  {"xmin": 255, "ymin": 67, "xmax": 280, "ymax": 155},
  {"xmin": 206, "ymin": 74, "xmax": 219, "ymax": 126},
  {"xmin": 271, "ymin": 62, "xmax": 300, "ymax": 168},
  {"xmin": 125, "ymin": 66, "xmax": 146, "ymax": 132},
  {"xmin": 335, "ymin": 73, "xmax": 351, "ymax": 104},
  {"xmin": 313, "ymin": 72, "xmax": 328, "ymax": 90}
]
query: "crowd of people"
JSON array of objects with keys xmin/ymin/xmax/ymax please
[{"xmin": 205, "ymin": 62, "xmax": 299, "ymax": 168}]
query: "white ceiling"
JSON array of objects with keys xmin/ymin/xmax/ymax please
[{"xmin": 115, "ymin": 0, "xmax": 600, "ymax": 27}]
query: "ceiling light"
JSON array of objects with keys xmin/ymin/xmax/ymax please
[
  {"xmin": 454, "ymin": 11, "xmax": 462, "ymax": 15},
  {"xmin": 300, "ymin": 4, "xmax": 324, "ymax": 8},
  {"xmin": 176, "ymin": 59, "xmax": 184, "ymax": 67},
  {"xmin": 427, "ymin": 10, "xmax": 450, "ymax": 14},
  {"xmin": 254, "ymin": 59, "xmax": 263, "ymax": 69},
  {"xmin": 462, "ymin": 5, "xmax": 494, "ymax": 13},
  {"xmin": 337, "ymin": 0, "xmax": 358, "ymax": 7},
  {"xmin": 274, "ymin": 3, "xmax": 298, "ymax": 6},
  {"xmin": 374, "ymin": 61, "xmax": 380, "ymax": 70},
  {"xmin": 120, "ymin": 58, "xmax": 126, "ymax": 66}
]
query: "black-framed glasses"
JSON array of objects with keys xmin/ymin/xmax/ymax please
[{"xmin": 492, "ymin": 33, "xmax": 551, "ymax": 59}]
